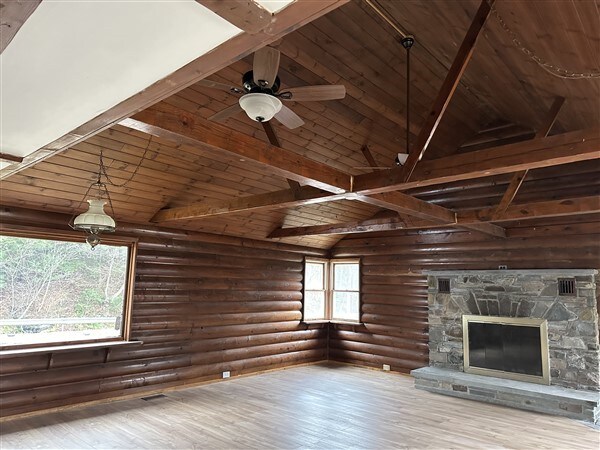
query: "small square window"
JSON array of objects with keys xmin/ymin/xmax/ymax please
[{"xmin": 302, "ymin": 258, "xmax": 360, "ymax": 323}]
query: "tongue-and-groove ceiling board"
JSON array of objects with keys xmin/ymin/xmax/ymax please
[{"xmin": 1, "ymin": 0, "xmax": 598, "ymax": 249}]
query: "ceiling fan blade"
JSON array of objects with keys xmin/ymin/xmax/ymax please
[
  {"xmin": 274, "ymin": 105, "xmax": 304, "ymax": 129},
  {"xmin": 208, "ymin": 103, "xmax": 243, "ymax": 122},
  {"xmin": 283, "ymin": 85, "xmax": 346, "ymax": 102},
  {"xmin": 253, "ymin": 47, "xmax": 280, "ymax": 88},
  {"xmin": 197, "ymin": 79, "xmax": 242, "ymax": 94}
]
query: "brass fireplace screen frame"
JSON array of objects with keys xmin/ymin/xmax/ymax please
[{"xmin": 462, "ymin": 315, "xmax": 551, "ymax": 385}]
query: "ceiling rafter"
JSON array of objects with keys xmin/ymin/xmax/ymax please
[
  {"xmin": 151, "ymin": 187, "xmax": 349, "ymax": 223},
  {"xmin": 122, "ymin": 103, "xmax": 352, "ymax": 194},
  {"xmin": 0, "ymin": 0, "xmax": 349, "ymax": 180},
  {"xmin": 268, "ymin": 196, "xmax": 600, "ymax": 238},
  {"xmin": 353, "ymin": 128, "xmax": 600, "ymax": 195}
]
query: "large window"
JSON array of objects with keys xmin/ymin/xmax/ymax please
[
  {"xmin": 303, "ymin": 258, "xmax": 360, "ymax": 323},
  {"xmin": 0, "ymin": 233, "xmax": 136, "ymax": 349}
]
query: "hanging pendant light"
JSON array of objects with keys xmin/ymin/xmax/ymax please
[
  {"xmin": 70, "ymin": 152, "xmax": 117, "ymax": 249},
  {"xmin": 73, "ymin": 197, "xmax": 116, "ymax": 249}
]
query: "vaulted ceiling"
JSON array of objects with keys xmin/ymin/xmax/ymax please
[{"xmin": 1, "ymin": 0, "xmax": 598, "ymax": 249}]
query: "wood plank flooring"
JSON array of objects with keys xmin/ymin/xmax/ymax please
[{"xmin": 1, "ymin": 363, "xmax": 598, "ymax": 449}]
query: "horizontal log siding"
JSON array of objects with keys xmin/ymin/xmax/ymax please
[
  {"xmin": 0, "ymin": 206, "xmax": 327, "ymax": 417},
  {"xmin": 329, "ymin": 214, "xmax": 600, "ymax": 373}
]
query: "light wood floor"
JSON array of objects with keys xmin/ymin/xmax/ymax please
[{"xmin": 1, "ymin": 363, "xmax": 598, "ymax": 449}]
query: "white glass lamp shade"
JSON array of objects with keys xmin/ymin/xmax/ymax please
[
  {"xmin": 73, "ymin": 199, "xmax": 116, "ymax": 233},
  {"xmin": 239, "ymin": 93, "xmax": 282, "ymax": 122}
]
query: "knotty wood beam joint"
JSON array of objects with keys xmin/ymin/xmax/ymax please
[
  {"xmin": 196, "ymin": 0, "xmax": 273, "ymax": 35},
  {"xmin": 491, "ymin": 96, "xmax": 565, "ymax": 220}
]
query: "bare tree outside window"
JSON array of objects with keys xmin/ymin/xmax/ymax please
[{"xmin": 0, "ymin": 235, "xmax": 130, "ymax": 347}]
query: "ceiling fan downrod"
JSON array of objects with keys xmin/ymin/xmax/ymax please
[{"xmin": 399, "ymin": 36, "xmax": 415, "ymax": 166}]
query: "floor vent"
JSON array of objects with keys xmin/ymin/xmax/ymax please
[
  {"xmin": 438, "ymin": 278, "xmax": 451, "ymax": 293},
  {"xmin": 558, "ymin": 278, "xmax": 576, "ymax": 296},
  {"xmin": 141, "ymin": 394, "xmax": 167, "ymax": 401}
]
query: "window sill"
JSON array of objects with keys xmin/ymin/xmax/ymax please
[
  {"xmin": 302, "ymin": 320, "xmax": 362, "ymax": 326},
  {"xmin": 0, "ymin": 340, "xmax": 143, "ymax": 359},
  {"xmin": 330, "ymin": 320, "xmax": 362, "ymax": 326}
]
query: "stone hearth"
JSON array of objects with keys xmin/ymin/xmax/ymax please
[{"xmin": 412, "ymin": 269, "xmax": 600, "ymax": 423}]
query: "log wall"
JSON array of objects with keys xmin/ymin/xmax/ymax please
[
  {"xmin": 329, "ymin": 214, "xmax": 600, "ymax": 373},
  {"xmin": 0, "ymin": 206, "xmax": 328, "ymax": 417}
]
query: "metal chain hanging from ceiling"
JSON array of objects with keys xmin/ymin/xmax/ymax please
[{"xmin": 489, "ymin": 3, "xmax": 600, "ymax": 79}]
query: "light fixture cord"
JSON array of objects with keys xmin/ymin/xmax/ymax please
[{"xmin": 100, "ymin": 135, "xmax": 153, "ymax": 188}]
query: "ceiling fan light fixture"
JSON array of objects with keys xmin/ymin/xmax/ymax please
[{"xmin": 239, "ymin": 93, "xmax": 282, "ymax": 123}]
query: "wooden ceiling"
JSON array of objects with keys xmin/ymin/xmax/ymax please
[{"xmin": 1, "ymin": 0, "xmax": 598, "ymax": 249}]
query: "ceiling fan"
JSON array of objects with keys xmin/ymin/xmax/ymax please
[{"xmin": 197, "ymin": 47, "xmax": 346, "ymax": 129}]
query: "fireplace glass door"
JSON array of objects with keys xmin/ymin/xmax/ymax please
[{"xmin": 462, "ymin": 315, "xmax": 550, "ymax": 385}]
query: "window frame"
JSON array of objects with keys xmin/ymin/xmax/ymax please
[
  {"xmin": 302, "ymin": 257, "xmax": 361, "ymax": 324},
  {"xmin": 0, "ymin": 227, "xmax": 138, "ymax": 351},
  {"xmin": 330, "ymin": 258, "xmax": 361, "ymax": 323},
  {"xmin": 302, "ymin": 257, "xmax": 329, "ymax": 321}
]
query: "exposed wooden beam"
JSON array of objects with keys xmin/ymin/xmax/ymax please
[
  {"xmin": 400, "ymin": 0, "xmax": 494, "ymax": 182},
  {"xmin": 0, "ymin": 0, "xmax": 41, "ymax": 54},
  {"xmin": 360, "ymin": 192, "xmax": 505, "ymax": 238},
  {"xmin": 360, "ymin": 145, "xmax": 380, "ymax": 169},
  {"xmin": 0, "ymin": 0, "xmax": 349, "ymax": 180},
  {"xmin": 261, "ymin": 121, "xmax": 302, "ymax": 197},
  {"xmin": 152, "ymin": 186, "xmax": 349, "ymax": 222},
  {"xmin": 459, "ymin": 222, "xmax": 506, "ymax": 239},
  {"xmin": 358, "ymin": 192, "xmax": 456, "ymax": 224},
  {"xmin": 122, "ymin": 102, "xmax": 352, "ymax": 194},
  {"xmin": 0, "ymin": 153, "xmax": 24, "ymax": 164},
  {"xmin": 459, "ymin": 196, "xmax": 600, "ymax": 223},
  {"xmin": 196, "ymin": 0, "xmax": 272, "ymax": 34},
  {"xmin": 269, "ymin": 196, "xmax": 600, "ymax": 238},
  {"xmin": 492, "ymin": 96, "xmax": 565, "ymax": 220},
  {"xmin": 353, "ymin": 128, "xmax": 600, "ymax": 194},
  {"xmin": 269, "ymin": 214, "xmax": 412, "ymax": 238}
]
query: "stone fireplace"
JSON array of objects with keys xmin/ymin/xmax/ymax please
[{"xmin": 411, "ymin": 270, "xmax": 600, "ymax": 423}]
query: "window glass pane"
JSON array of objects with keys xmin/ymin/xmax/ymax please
[
  {"xmin": 304, "ymin": 291, "xmax": 326, "ymax": 321},
  {"xmin": 305, "ymin": 262, "xmax": 325, "ymax": 290},
  {"xmin": 334, "ymin": 263, "xmax": 359, "ymax": 291},
  {"xmin": 0, "ymin": 236, "xmax": 129, "ymax": 347},
  {"xmin": 332, "ymin": 292, "xmax": 360, "ymax": 321}
]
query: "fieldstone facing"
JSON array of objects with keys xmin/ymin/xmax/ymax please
[{"xmin": 425, "ymin": 270, "xmax": 599, "ymax": 392}]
